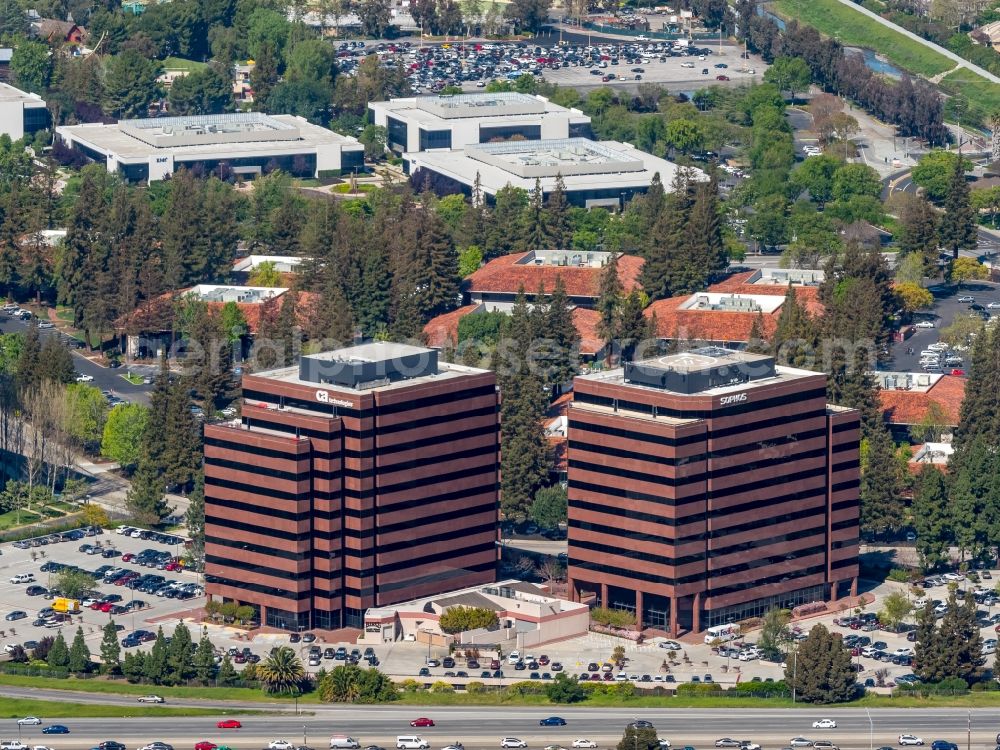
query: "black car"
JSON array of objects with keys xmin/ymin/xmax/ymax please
[
  {"xmin": 539, "ymin": 717, "xmax": 566, "ymax": 727},
  {"xmin": 629, "ymin": 721, "xmax": 655, "ymax": 730},
  {"xmin": 97, "ymin": 743, "xmax": 126, "ymax": 750},
  {"xmin": 289, "ymin": 633, "xmax": 301, "ymax": 643},
  {"xmin": 302, "ymin": 633, "xmax": 316, "ymax": 643},
  {"xmin": 25, "ymin": 585, "xmax": 47, "ymax": 596},
  {"xmin": 5, "ymin": 610, "xmax": 27, "ymax": 620}
]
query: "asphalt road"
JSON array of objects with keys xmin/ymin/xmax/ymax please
[{"xmin": 4, "ymin": 705, "xmax": 1000, "ymax": 749}]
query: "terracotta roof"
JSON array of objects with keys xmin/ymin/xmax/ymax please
[
  {"xmin": 644, "ymin": 296, "xmax": 779, "ymax": 343},
  {"xmin": 547, "ymin": 391, "xmax": 573, "ymax": 419},
  {"xmin": 422, "ymin": 305, "xmax": 480, "ymax": 348},
  {"xmin": 708, "ymin": 274, "xmax": 825, "ymax": 316},
  {"xmin": 548, "ymin": 435, "xmax": 567, "ymax": 473},
  {"xmin": 572, "ymin": 307, "xmax": 603, "ymax": 356},
  {"xmin": 879, "ymin": 376, "xmax": 966, "ymax": 427},
  {"xmin": 467, "ymin": 252, "xmax": 643, "ymax": 299}
]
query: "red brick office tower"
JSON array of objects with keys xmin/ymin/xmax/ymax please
[
  {"xmin": 203, "ymin": 342, "xmax": 499, "ymax": 632},
  {"xmin": 566, "ymin": 347, "xmax": 860, "ymax": 636}
]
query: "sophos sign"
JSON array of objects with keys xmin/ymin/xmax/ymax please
[{"xmin": 719, "ymin": 393, "xmax": 748, "ymax": 406}]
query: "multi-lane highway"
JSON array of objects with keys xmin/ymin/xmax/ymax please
[{"xmin": 3, "ymin": 701, "xmax": 1000, "ymax": 750}]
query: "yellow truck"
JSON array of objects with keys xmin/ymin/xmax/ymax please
[{"xmin": 51, "ymin": 597, "xmax": 80, "ymax": 614}]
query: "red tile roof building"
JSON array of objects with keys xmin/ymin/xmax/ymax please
[{"xmin": 878, "ymin": 374, "xmax": 965, "ymax": 428}]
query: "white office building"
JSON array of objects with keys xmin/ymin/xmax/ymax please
[
  {"xmin": 56, "ymin": 112, "xmax": 365, "ymax": 183},
  {"xmin": 369, "ymin": 92, "xmax": 592, "ymax": 154},
  {"xmin": 405, "ymin": 137, "xmax": 704, "ymax": 209},
  {"xmin": 0, "ymin": 82, "xmax": 49, "ymax": 141}
]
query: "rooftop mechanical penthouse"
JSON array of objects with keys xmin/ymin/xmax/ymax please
[
  {"xmin": 566, "ymin": 348, "xmax": 860, "ymax": 636},
  {"xmin": 203, "ymin": 342, "xmax": 500, "ymax": 632}
]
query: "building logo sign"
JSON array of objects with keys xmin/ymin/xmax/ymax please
[
  {"xmin": 315, "ymin": 390, "xmax": 353, "ymax": 408},
  {"xmin": 155, "ymin": 157, "xmax": 169, "ymax": 163},
  {"xmin": 719, "ymin": 393, "xmax": 747, "ymax": 406}
]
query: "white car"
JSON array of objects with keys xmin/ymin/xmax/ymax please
[
  {"xmin": 17, "ymin": 718, "xmax": 42, "ymax": 726},
  {"xmin": 74, "ymin": 374, "xmax": 94, "ymax": 382},
  {"xmin": 790, "ymin": 740, "xmax": 813, "ymax": 748},
  {"xmin": 572, "ymin": 744, "xmax": 596, "ymax": 750},
  {"xmin": 502, "ymin": 741, "xmax": 527, "ymax": 749},
  {"xmin": 269, "ymin": 742, "xmax": 294, "ymax": 750},
  {"xmin": 959, "ymin": 296, "xmax": 975, "ymax": 303},
  {"xmin": 136, "ymin": 695, "xmax": 164, "ymax": 703},
  {"xmin": 898, "ymin": 736, "xmax": 924, "ymax": 746},
  {"xmin": 812, "ymin": 720, "xmax": 836, "ymax": 729},
  {"xmin": 988, "ymin": 302, "xmax": 1000, "ymax": 309},
  {"xmin": 658, "ymin": 640, "xmax": 682, "ymax": 650},
  {"xmin": 913, "ymin": 321, "xmax": 935, "ymax": 329}
]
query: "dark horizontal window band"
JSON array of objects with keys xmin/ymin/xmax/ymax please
[
  {"xmin": 568, "ymin": 439, "xmax": 705, "ymax": 467},
  {"xmin": 205, "ymin": 574, "xmax": 312, "ymax": 601},
  {"xmin": 375, "ymin": 384, "xmax": 497, "ymax": 416},
  {"xmin": 833, "ymin": 440, "xmax": 859, "ymax": 454},
  {"xmin": 832, "ymin": 537, "xmax": 859, "ymax": 549},
  {"xmin": 377, "ymin": 443, "xmax": 498, "ymax": 476},
  {"xmin": 833, "ymin": 420, "xmax": 861, "ymax": 434},
  {"xmin": 378, "ymin": 561, "xmax": 495, "ymax": 595},
  {"xmin": 375, "ymin": 423, "xmax": 498, "ymax": 457},
  {"xmin": 571, "ymin": 535, "xmax": 705, "ymax": 567},
  {"xmin": 709, "ymin": 564, "xmax": 828, "ymax": 596},
  {"xmin": 378, "ymin": 462, "xmax": 498, "ymax": 497},
  {"xmin": 205, "ymin": 455, "xmax": 306, "ymax": 482},
  {"xmin": 375, "ymin": 404, "xmax": 499, "ymax": 436},
  {"xmin": 206, "ymin": 535, "xmax": 310, "ymax": 560},
  {"xmin": 711, "ymin": 446, "xmax": 830, "ymax": 481},
  {"xmin": 569, "ymin": 419, "xmax": 707, "ymax": 449},
  {"xmin": 206, "ymin": 494, "xmax": 308, "ymax": 522},
  {"xmin": 377, "ymin": 521, "xmax": 496, "ymax": 554},
  {"xmin": 205, "ymin": 436, "xmax": 309, "ymax": 460},
  {"xmin": 205, "ymin": 475, "xmax": 306, "ymax": 502},
  {"xmin": 710, "ymin": 464, "xmax": 829, "ymax": 502},
  {"xmin": 832, "ymin": 498, "xmax": 859, "ymax": 511},
  {"xmin": 378, "ymin": 540, "xmax": 496, "ymax": 574},
  {"xmin": 832, "ymin": 479, "xmax": 860, "ymax": 493},
  {"xmin": 569, "ymin": 458, "xmax": 704, "ymax": 487},
  {"xmin": 568, "ymin": 510, "xmax": 705, "ymax": 539},
  {"xmin": 206, "ymin": 554, "xmax": 310, "ymax": 580},
  {"xmin": 570, "ymin": 478, "xmax": 705, "ymax": 507},
  {"xmin": 206, "ymin": 514, "xmax": 307, "ymax": 541},
  {"xmin": 831, "ymin": 518, "xmax": 859, "ymax": 532},
  {"xmin": 832, "ymin": 459, "xmax": 861, "ymax": 474},
  {"xmin": 377, "ymin": 492, "xmax": 498, "ymax": 534},
  {"xmin": 575, "ymin": 387, "xmax": 827, "ymax": 423},
  {"xmin": 832, "ymin": 558, "xmax": 857, "ymax": 570},
  {"xmin": 710, "ymin": 427, "xmax": 829, "ymax": 460}
]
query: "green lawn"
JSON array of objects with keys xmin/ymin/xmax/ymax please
[
  {"xmin": 120, "ymin": 373, "xmax": 145, "ymax": 385},
  {"xmin": 938, "ymin": 68, "xmax": 1000, "ymax": 128},
  {"xmin": 162, "ymin": 56, "xmax": 209, "ymax": 73},
  {"xmin": 772, "ymin": 0, "xmax": 954, "ymax": 77},
  {"xmin": 0, "ymin": 509, "xmax": 42, "ymax": 531},
  {"xmin": 54, "ymin": 306, "xmax": 74, "ymax": 323},
  {"xmin": 0, "ymin": 697, "xmax": 249, "ymax": 718}
]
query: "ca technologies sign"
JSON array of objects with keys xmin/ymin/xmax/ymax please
[{"xmin": 719, "ymin": 393, "xmax": 748, "ymax": 406}]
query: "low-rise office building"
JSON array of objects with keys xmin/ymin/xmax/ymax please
[
  {"xmin": 203, "ymin": 342, "xmax": 500, "ymax": 632},
  {"xmin": 0, "ymin": 83, "xmax": 49, "ymax": 141},
  {"xmin": 567, "ymin": 347, "xmax": 860, "ymax": 635},
  {"xmin": 369, "ymin": 92, "xmax": 591, "ymax": 154},
  {"xmin": 406, "ymin": 137, "xmax": 701, "ymax": 208},
  {"xmin": 56, "ymin": 112, "xmax": 365, "ymax": 183}
]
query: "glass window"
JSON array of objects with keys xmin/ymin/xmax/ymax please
[{"xmin": 419, "ymin": 129, "xmax": 452, "ymax": 150}]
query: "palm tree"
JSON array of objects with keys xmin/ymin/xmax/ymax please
[
  {"xmin": 257, "ymin": 646, "xmax": 304, "ymax": 694},
  {"xmin": 321, "ymin": 664, "xmax": 362, "ymax": 702}
]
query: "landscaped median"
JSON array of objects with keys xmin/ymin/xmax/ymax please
[
  {"xmin": 0, "ymin": 696, "xmax": 253, "ymax": 718},
  {"xmin": 771, "ymin": 0, "xmax": 954, "ymax": 78}
]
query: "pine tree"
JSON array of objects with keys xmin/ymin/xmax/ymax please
[
  {"xmin": 596, "ymin": 253, "xmax": 622, "ymax": 356},
  {"xmin": 487, "ymin": 185, "xmax": 529, "ymax": 258},
  {"xmin": 144, "ymin": 355, "xmax": 171, "ymax": 470},
  {"xmin": 916, "ymin": 592, "xmax": 984, "ymax": 684},
  {"xmin": 686, "ymin": 177, "xmax": 728, "ymax": 281},
  {"xmin": 618, "ymin": 291, "xmax": 653, "ymax": 362},
  {"xmin": 167, "ymin": 622, "xmax": 193, "ymax": 683},
  {"xmin": 632, "ymin": 171, "xmax": 666, "ymax": 237},
  {"xmin": 949, "ymin": 437, "xmax": 1000, "ymax": 561},
  {"xmin": 540, "ymin": 277, "xmax": 579, "ymax": 395},
  {"xmin": 772, "ymin": 286, "xmax": 819, "ymax": 369},
  {"xmin": 100, "ymin": 620, "xmax": 121, "ymax": 675},
  {"xmin": 16, "ymin": 323, "xmax": 42, "ymax": 394},
  {"xmin": 303, "ymin": 276, "xmax": 355, "ymax": 346},
  {"xmin": 162, "ymin": 376, "xmax": 201, "ymax": 490},
  {"xmin": 911, "ymin": 468, "xmax": 951, "ymax": 571},
  {"xmin": 898, "ymin": 195, "xmax": 939, "ymax": 272},
  {"xmin": 412, "ymin": 209, "xmax": 459, "ymax": 321},
  {"xmin": 746, "ymin": 313, "xmax": 768, "ymax": 354},
  {"xmin": 145, "ymin": 627, "xmax": 169, "ymax": 685},
  {"xmin": 272, "ymin": 290, "xmax": 301, "ymax": 367},
  {"xmin": 185, "ymin": 471, "xmax": 205, "ymax": 570},
  {"xmin": 47, "ymin": 630, "xmax": 69, "ymax": 669},
  {"xmin": 520, "ymin": 178, "xmax": 548, "ymax": 252},
  {"xmin": 639, "ymin": 171, "xmax": 699, "ymax": 300},
  {"xmin": 827, "ymin": 347, "xmax": 881, "ymax": 436},
  {"xmin": 860, "ymin": 424, "xmax": 906, "ymax": 539},
  {"xmin": 217, "ymin": 653, "xmax": 238, "ymax": 686},
  {"xmin": 914, "ymin": 600, "xmax": 939, "ymax": 682},
  {"xmin": 126, "ymin": 455, "xmax": 169, "ymax": 527},
  {"xmin": 39, "ymin": 333, "xmax": 75, "ymax": 384},
  {"xmin": 184, "ymin": 302, "xmax": 232, "ymax": 411},
  {"xmin": 784, "ymin": 624, "xmax": 856, "ymax": 703},
  {"xmin": 938, "ymin": 156, "xmax": 976, "ymax": 259},
  {"xmin": 194, "ymin": 634, "xmax": 216, "ymax": 685},
  {"xmin": 250, "ymin": 43, "xmax": 279, "ymax": 110},
  {"xmin": 68, "ymin": 625, "xmax": 91, "ymax": 673},
  {"xmin": 545, "ymin": 174, "xmax": 571, "ymax": 249}
]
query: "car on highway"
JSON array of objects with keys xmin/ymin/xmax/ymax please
[
  {"xmin": 629, "ymin": 722, "xmax": 655, "ymax": 730},
  {"xmin": 96, "ymin": 742, "xmax": 126, "ymax": 750},
  {"xmin": 410, "ymin": 719, "xmax": 435, "ymax": 728},
  {"xmin": 217, "ymin": 721, "xmax": 241, "ymax": 729},
  {"xmin": 501, "ymin": 741, "xmax": 527, "ymax": 748},
  {"xmin": 41, "ymin": 727, "xmax": 69, "ymax": 735},
  {"xmin": 572, "ymin": 742, "xmax": 596, "ymax": 749},
  {"xmin": 539, "ymin": 718, "xmax": 567, "ymax": 727},
  {"xmin": 899, "ymin": 737, "xmax": 924, "ymax": 747},
  {"xmin": 930, "ymin": 743, "xmax": 957, "ymax": 750},
  {"xmin": 441, "ymin": 745, "xmax": 463, "ymax": 750},
  {"xmin": 139, "ymin": 743, "xmax": 174, "ymax": 750},
  {"xmin": 269, "ymin": 743, "xmax": 294, "ymax": 750},
  {"xmin": 18, "ymin": 718, "xmax": 42, "ymax": 726},
  {"xmin": 812, "ymin": 721, "xmax": 836, "ymax": 729},
  {"xmin": 195, "ymin": 743, "xmax": 217, "ymax": 750},
  {"xmin": 716, "ymin": 742, "xmax": 742, "ymax": 748},
  {"xmin": 790, "ymin": 740, "xmax": 813, "ymax": 748}
]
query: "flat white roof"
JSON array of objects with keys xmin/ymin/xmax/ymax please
[
  {"xmin": 0, "ymin": 82, "xmax": 46, "ymax": 107},
  {"xmin": 188, "ymin": 285, "xmax": 287, "ymax": 303},
  {"xmin": 406, "ymin": 139, "xmax": 702, "ymax": 194},
  {"xmin": 231, "ymin": 255, "xmax": 305, "ymax": 272},
  {"xmin": 679, "ymin": 292, "xmax": 785, "ymax": 314},
  {"xmin": 370, "ymin": 93, "xmax": 589, "ymax": 128},
  {"xmin": 57, "ymin": 114, "xmax": 362, "ymax": 164}
]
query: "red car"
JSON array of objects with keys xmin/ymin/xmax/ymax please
[
  {"xmin": 121, "ymin": 553, "xmax": 134, "ymax": 562},
  {"xmin": 716, "ymin": 74, "xmax": 730, "ymax": 81},
  {"xmin": 195, "ymin": 743, "xmax": 217, "ymax": 750},
  {"xmin": 100, "ymin": 602, "xmax": 115, "ymax": 612},
  {"xmin": 89, "ymin": 601, "xmax": 103, "ymax": 610},
  {"xmin": 410, "ymin": 718, "xmax": 435, "ymax": 728},
  {"xmin": 217, "ymin": 720, "xmax": 241, "ymax": 729},
  {"xmin": 950, "ymin": 369, "xmax": 965, "ymax": 376}
]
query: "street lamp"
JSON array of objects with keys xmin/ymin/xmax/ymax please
[
  {"xmin": 791, "ymin": 647, "xmax": 798, "ymax": 704},
  {"xmin": 865, "ymin": 708, "xmax": 873, "ymax": 750}
]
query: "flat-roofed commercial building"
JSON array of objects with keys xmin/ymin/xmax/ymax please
[
  {"xmin": 203, "ymin": 342, "xmax": 500, "ymax": 632},
  {"xmin": 56, "ymin": 112, "xmax": 365, "ymax": 183},
  {"xmin": 406, "ymin": 137, "xmax": 702, "ymax": 209},
  {"xmin": 369, "ymin": 92, "xmax": 592, "ymax": 153},
  {"xmin": 0, "ymin": 82, "xmax": 48, "ymax": 140},
  {"xmin": 567, "ymin": 347, "xmax": 860, "ymax": 636}
]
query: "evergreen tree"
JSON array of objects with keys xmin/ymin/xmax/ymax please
[
  {"xmin": 123, "ymin": 650, "xmax": 145, "ymax": 682},
  {"xmin": 746, "ymin": 313, "xmax": 768, "ymax": 354},
  {"xmin": 125, "ymin": 455, "xmax": 169, "ymax": 527},
  {"xmin": 194, "ymin": 634, "xmax": 216, "ymax": 685},
  {"xmin": 539, "ymin": 277, "xmax": 579, "ymax": 395},
  {"xmin": 217, "ymin": 653, "xmax": 238, "ymax": 686},
  {"xmin": 639, "ymin": 170, "xmax": 703, "ymax": 299},
  {"xmin": 686, "ymin": 177, "xmax": 728, "ymax": 282},
  {"xmin": 827, "ymin": 346, "xmax": 881, "ymax": 435},
  {"xmin": 631, "ymin": 171, "xmax": 666, "ymax": 238},
  {"xmin": 100, "ymin": 620, "xmax": 121, "ymax": 675},
  {"xmin": 898, "ymin": 194, "xmax": 940, "ymax": 272},
  {"xmin": 487, "ymin": 185, "xmax": 529, "ymax": 259},
  {"xmin": 144, "ymin": 355, "xmax": 171, "ymax": 471},
  {"xmin": 39, "ymin": 334, "xmax": 75, "ymax": 384},
  {"xmin": 303, "ymin": 276, "xmax": 355, "ymax": 346},
  {"xmin": 596, "ymin": 253, "xmax": 623, "ymax": 357},
  {"xmin": 954, "ymin": 324, "xmax": 1000, "ymax": 450},
  {"xmin": 860, "ymin": 424, "xmax": 906, "ymax": 538},
  {"xmin": 949, "ymin": 437, "xmax": 1000, "ymax": 561},
  {"xmin": 911, "ymin": 468, "xmax": 952, "ymax": 571},
  {"xmin": 784, "ymin": 623, "xmax": 857, "ymax": 703},
  {"xmin": 914, "ymin": 601, "xmax": 940, "ymax": 682},
  {"xmin": 250, "ymin": 43, "xmax": 280, "ymax": 110},
  {"xmin": 772, "ymin": 286, "xmax": 819, "ymax": 369},
  {"xmin": 916, "ymin": 592, "xmax": 984, "ymax": 684},
  {"xmin": 68, "ymin": 625, "xmax": 91, "ymax": 673},
  {"xmin": 16, "ymin": 323, "xmax": 42, "ymax": 393},
  {"xmin": 145, "ymin": 627, "xmax": 170, "ymax": 685},
  {"xmin": 167, "ymin": 622, "xmax": 193, "ymax": 683},
  {"xmin": 938, "ymin": 156, "xmax": 976, "ymax": 259},
  {"xmin": 520, "ymin": 178, "xmax": 548, "ymax": 252},
  {"xmin": 617, "ymin": 726, "xmax": 660, "ymax": 750},
  {"xmin": 162, "ymin": 376, "xmax": 202, "ymax": 491},
  {"xmin": 47, "ymin": 630, "xmax": 69, "ymax": 669},
  {"xmin": 545, "ymin": 174, "xmax": 571, "ymax": 249},
  {"xmin": 618, "ymin": 291, "xmax": 654, "ymax": 362},
  {"xmin": 184, "ymin": 302, "xmax": 232, "ymax": 410},
  {"xmin": 185, "ymin": 471, "xmax": 205, "ymax": 570},
  {"xmin": 411, "ymin": 209, "xmax": 460, "ymax": 321}
]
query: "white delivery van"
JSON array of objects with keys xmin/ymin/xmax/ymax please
[
  {"xmin": 330, "ymin": 737, "xmax": 360, "ymax": 749},
  {"xmin": 397, "ymin": 738, "xmax": 430, "ymax": 750}
]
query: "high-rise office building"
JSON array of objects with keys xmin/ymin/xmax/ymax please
[
  {"xmin": 203, "ymin": 343, "xmax": 500, "ymax": 631},
  {"xmin": 566, "ymin": 347, "xmax": 860, "ymax": 635}
]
